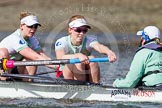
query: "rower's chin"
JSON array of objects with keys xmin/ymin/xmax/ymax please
[
  {"xmin": 77, "ymin": 38, "xmax": 83, "ymax": 42},
  {"xmin": 28, "ymin": 34, "xmax": 34, "ymax": 37}
]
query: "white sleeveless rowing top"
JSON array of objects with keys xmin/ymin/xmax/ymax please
[
  {"xmin": 55, "ymin": 35, "xmax": 98, "ymax": 55},
  {"xmin": 0, "ymin": 29, "xmax": 42, "ymax": 60}
]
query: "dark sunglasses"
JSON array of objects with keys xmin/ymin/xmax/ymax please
[
  {"xmin": 73, "ymin": 27, "xmax": 88, "ymax": 34},
  {"xmin": 27, "ymin": 24, "xmax": 39, "ymax": 29}
]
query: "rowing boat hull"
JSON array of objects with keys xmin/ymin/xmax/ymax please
[{"xmin": 0, "ymin": 80, "xmax": 162, "ymax": 103}]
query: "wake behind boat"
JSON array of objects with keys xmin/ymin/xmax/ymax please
[{"xmin": 0, "ymin": 76, "xmax": 162, "ymax": 103}]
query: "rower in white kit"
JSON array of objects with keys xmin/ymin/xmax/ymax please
[{"xmin": 0, "ymin": 11, "xmax": 56, "ymax": 81}]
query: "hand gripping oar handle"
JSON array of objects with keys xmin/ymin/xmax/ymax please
[{"xmin": 1, "ymin": 57, "xmax": 109, "ymax": 70}]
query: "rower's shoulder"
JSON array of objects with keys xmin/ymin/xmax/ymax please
[{"xmin": 56, "ymin": 36, "xmax": 68, "ymax": 41}]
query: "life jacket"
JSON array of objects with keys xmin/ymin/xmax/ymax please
[
  {"xmin": 136, "ymin": 42, "xmax": 162, "ymax": 87},
  {"xmin": 136, "ymin": 42, "xmax": 162, "ymax": 53}
]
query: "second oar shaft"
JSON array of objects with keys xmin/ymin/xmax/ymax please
[
  {"xmin": 5, "ymin": 59, "xmax": 70, "ymax": 69},
  {"xmin": 13, "ymin": 59, "xmax": 69, "ymax": 66}
]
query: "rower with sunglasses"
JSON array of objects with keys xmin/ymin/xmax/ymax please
[
  {"xmin": 55, "ymin": 15, "xmax": 117, "ymax": 83},
  {"xmin": 0, "ymin": 11, "xmax": 55, "ymax": 81}
]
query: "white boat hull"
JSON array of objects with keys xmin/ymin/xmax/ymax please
[{"xmin": 0, "ymin": 80, "xmax": 162, "ymax": 103}]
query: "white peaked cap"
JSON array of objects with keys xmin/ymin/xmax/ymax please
[
  {"xmin": 137, "ymin": 26, "xmax": 160, "ymax": 39},
  {"xmin": 69, "ymin": 18, "xmax": 91, "ymax": 28},
  {"xmin": 20, "ymin": 15, "xmax": 41, "ymax": 26}
]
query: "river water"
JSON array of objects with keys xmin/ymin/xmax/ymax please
[{"xmin": 0, "ymin": 32, "xmax": 162, "ymax": 107}]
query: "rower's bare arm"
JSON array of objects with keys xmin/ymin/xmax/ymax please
[
  {"xmin": 55, "ymin": 49, "xmax": 89, "ymax": 64},
  {"xmin": 55, "ymin": 49, "xmax": 66, "ymax": 59},
  {"xmin": 38, "ymin": 50, "xmax": 50, "ymax": 60},
  {"xmin": 38, "ymin": 50, "xmax": 59, "ymax": 69},
  {"xmin": 19, "ymin": 47, "xmax": 45, "ymax": 60},
  {"xmin": 19, "ymin": 47, "xmax": 58, "ymax": 69},
  {"xmin": 92, "ymin": 43, "xmax": 117, "ymax": 62}
]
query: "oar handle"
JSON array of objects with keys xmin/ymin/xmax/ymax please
[{"xmin": 70, "ymin": 57, "xmax": 109, "ymax": 64}]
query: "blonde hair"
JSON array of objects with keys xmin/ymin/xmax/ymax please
[
  {"xmin": 154, "ymin": 38, "xmax": 162, "ymax": 46},
  {"xmin": 20, "ymin": 11, "xmax": 34, "ymax": 20},
  {"xmin": 68, "ymin": 15, "xmax": 87, "ymax": 25}
]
